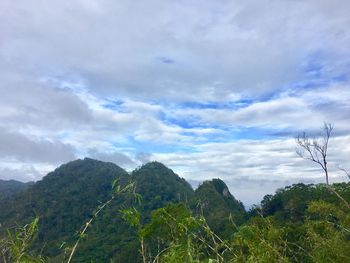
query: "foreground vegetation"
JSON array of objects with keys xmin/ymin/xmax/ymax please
[{"xmin": 1, "ymin": 177, "xmax": 349, "ymax": 262}]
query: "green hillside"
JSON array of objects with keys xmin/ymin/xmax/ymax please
[{"xmin": 0, "ymin": 158, "xmax": 129, "ymax": 258}]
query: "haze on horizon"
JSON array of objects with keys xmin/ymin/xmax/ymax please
[{"xmin": 1, "ymin": 0, "xmax": 350, "ymax": 206}]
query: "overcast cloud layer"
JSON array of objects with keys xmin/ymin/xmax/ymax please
[{"xmin": 1, "ymin": 0, "xmax": 350, "ymax": 206}]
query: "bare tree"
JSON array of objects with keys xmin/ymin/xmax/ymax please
[
  {"xmin": 296, "ymin": 123, "xmax": 333, "ymax": 185},
  {"xmin": 296, "ymin": 123, "xmax": 350, "ymax": 209},
  {"xmin": 339, "ymin": 167, "xmax": 350, "ymax": 181}
]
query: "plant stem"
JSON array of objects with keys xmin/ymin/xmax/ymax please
[
  {"xmin": 66, "ymin": 196, "xmax": 115, "ymax": 263},
  {"xmin": 327, "ymin": 185, "xmax": 350, "ymax": 210}
]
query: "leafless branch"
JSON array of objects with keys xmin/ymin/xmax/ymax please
[{"xmin": 338, "ymin": 167, "xmax": 350, "ymax": 181}]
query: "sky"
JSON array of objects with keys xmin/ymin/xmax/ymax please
[{"xmin": 1, "ymin": 0, "xmax": 350, "ymax": 206}]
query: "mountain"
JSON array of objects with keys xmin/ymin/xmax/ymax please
[
  {"xmin": 132, "ymin": 161, "xmax": 194, "ymax": 211},
  {"xmin": 75, "ymin": 161, "xmax": 196, "ymax": 262},
  {"xmin": 0, "ymin": 159, "xmax": 246, "ymax": 262},
  {"xmin": 0, "ymin": 179, "xmax": 33, "ymax": 199},
  {"xmin": 194, "ymin": 179, "xmax": 246, "ymax": 237},
  {"xmin": 0, "ymin": 158, "xmax": 129, "ymax": 258}
]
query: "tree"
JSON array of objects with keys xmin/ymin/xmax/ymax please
[
  {"xmin": 296, "ymin": 123, "xmax": 333, "ymax": 185},
  {"xmin": 296, "ymin": 123, "xmax": 350, "ymax": 209}
]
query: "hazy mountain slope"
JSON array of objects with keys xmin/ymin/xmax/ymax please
[{"xmin": 0, "ymin": 179, "xmax": 33, "ymax": 199}]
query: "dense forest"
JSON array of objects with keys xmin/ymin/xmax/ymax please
[{"xmin": 0, "ymin": 158, "xmax": 349, "ymax": 262}]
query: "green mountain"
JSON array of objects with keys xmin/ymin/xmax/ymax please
[
  {"xmin": 75, "ymin": 161, "xmax": 196, "ymax": 262},
  {"xmin": 0, "ymin": 158, "xmax": 129, "ymax": 258},
  {"xmin": 132, "ymin": 161, "xmax": 194, "ymax": 211},
  {"xmin": 0, "ymin": 179, "xmax": 33, "ymax": 200},
  {"xmin": 0, "ymin": 159, "xmax": 246, "ymax": 262},
  {"xmin": 194, "ymin": 179, "xmax": 246, "ymax": 238}
]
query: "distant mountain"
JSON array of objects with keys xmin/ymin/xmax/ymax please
[
  {"xmin": 195, "ymin": 179, "xmax": 246, "ymax": 237},
  {"xmin": 0, "ymin": 159, "xmax": 246, "ymax": 262},
  {"xmin": 0, "ymin": 179, "xmax": 33, "ymax": 199}
]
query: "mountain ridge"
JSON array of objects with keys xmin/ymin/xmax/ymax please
[{"xmin": 0, "ymin": 158, "xmax": 246, "ymax": 262}]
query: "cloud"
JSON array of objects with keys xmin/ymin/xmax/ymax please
[
  {"xmin": 0, "ymin": 70, "xmax": 92, "ymax": 132},
  {"xmin": 87, "ymin": 148, "xmax": 136, "ymax": 168},
  {"xmin": 1, "ymin": 0, "xmax": 350, "ymax": 205},
  {"xmin": 0, "ymin": 165, "xmax": 42, "ymax": 182},
  {"xmin": 153, "ymin": 135, "xmax": 350, "ymax": 184},
  {"xmin": 166, "ymin": 85, "xmax": 350, "ymax": 134},
  {"xmin": 224, "ymin": 174, "xmax": 349, "ymax": 208},
  {"xmin": 0, "ymin": 127, "xmax": 76, "ymax": 164},
  {"xmin": 135, "ymin": 152, "xmax": 153, "ymax": 164},
  {"xmin": 1, "ymin": 0, "xmax": 349, "ymax": 101}
]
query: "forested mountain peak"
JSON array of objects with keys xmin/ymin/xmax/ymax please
[
  {"xmin": 196, "ymin": 178, "xmax": 244, "ymax": 209},
  {"xmin": 202, "ymin": 178, "xmax": 232, "ymax": 197},
  {"xmin": 131, "ymin": 161, "xmax": 194, "ymax": 209},
  {"xmin": 194, "ymin": 179, "xmax": 246, "ymax": 237},
  {"xmin": 132, "ymin": 161, "xmax": 181, "ymax": 179},
  {"xmin": 49, "ymin": 157, "xmax": 127, "ymax": 177},
  {"xmin": 136, "ymin": 161, "xmax": 169, "ymax": 170}
]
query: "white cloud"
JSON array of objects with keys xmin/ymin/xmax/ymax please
[
  {"xmin": 153, "ymin": 135, "xmax": 350, "ymax": 205},
  {"xmin": 0, "ymin": 165, "xmax": 42, "ymax": 182},
  {"xmin": 1, "ymin": 0, "xmax": 350, "ymax": 100},
  {"xmin": 166, "ymin": 85, "xmax": 350, "ymax": 133},
  {"xmin": 87, "ymin": 149, "xmax": 136, "ymax": 168},
  {"xmin": 0, "ymin": 128, "xmax": 76, "ymax": 164},
  {"xmin": 1, "ymin": 0, "xmax": 350, "ymax": 205}
]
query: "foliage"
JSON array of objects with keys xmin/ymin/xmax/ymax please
[
  {"xmin": 231, "ymin": 216, "xmax": 290, "ymax": 263},
  {"xmin": 122, "ymin": 203, "xmax": 233, "ymax": 263},
  {"xmin": 0, "ymin": 217, "xmax": 44, "ymax": 263},
  {"xmin": 304, "ymin": 201, "xmax": 350, "ymax": 262}
]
